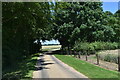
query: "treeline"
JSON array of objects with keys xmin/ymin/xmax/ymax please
[
  {"xmin": 74, "ymin": 42, "xmax": 120, "ymax": 54},
  {"xmin": 49, "ymin": 2, "xmax": 120, "ymax": 52},
  {"xmin": 2, "ymin": 2, "xmax": 51, "ymax": 71}
]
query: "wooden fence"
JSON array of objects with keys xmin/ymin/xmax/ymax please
[{"xmin": 61, "ymin": 50, "xmax": 119, "ymax": 72}]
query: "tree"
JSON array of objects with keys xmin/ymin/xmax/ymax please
[
  {"xmin": 2, "ymin": 2, "xmax": 51, "ymax": 69},
  {"xmin": 50, "ymin": 2, "xmax": 114, "ymax": 49}
]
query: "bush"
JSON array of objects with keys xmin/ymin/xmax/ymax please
[
  {"xmin": 73, "ymin": 42, "xmax": 89, "ymax": 51},
  {"xmin": 117, "ymin": 42, "xmax": 120, "ymax": 48},
  {"xmin": 73, "ymin": 41, "xmax": 119, "ymax": 55},
  {"xmin": 104, "ymin": 42, "xmax": 118, "ymax": 50},
  {"xmin": 91, "ymin": 42, "xmax": 104, "ymax": 50},
  {"xmin": 98, "ymin": 52, "xmax": 118, "ymax": 64}
]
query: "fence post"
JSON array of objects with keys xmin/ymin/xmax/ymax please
[
  {"xmin": 78, "ymin": 51, "xmax": 81, "ymax": 59},
  {"xmin": 118, "ymin": 49, "xmax": 120, "ymax": 72},
  {"xmin": 71, "ymin": 50, "xmax": 73, "ymax": 56},
  {"xmin": 74, "ymin": 51, "xmax": 75, "ymax": 57},
  {"xmin": 96, "ymin": 53, "xmax": 99, "ymax": 65},
  {"xmin": 69, "ymin": 50, "xmax": 71, "ymax": 56},
  {"xmin": 85, "ymin": 51, "xmax": 88, "ymax": 61},
  {"xmin": 76, "ymin": 51, "xmax": 78, "ymax": 58},
  {"xmin": 61, "ymin": 50, "xmax": 63, "ymax": 55},
  {"xmin": 75, "ymin": 51, "xmax": 77, "ymax": 58},
  {"xmin": 118, "ymin": 56, "xmax": 120, "ymax": 72},
  {"xmin": 67, "ymin": 49, "xmax": 69, "ymax": 55}
]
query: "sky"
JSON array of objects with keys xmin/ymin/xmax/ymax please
[
  {"xmin": 41, "ymin": 39, "xmax": 60, "ymax": 45},
  {"xmin": 102, "ymin": 2, "xmax": 119, "ymax": 13},
  {"xmin": 41, "ymin": 1, "xmax": 119, "ymax": 45}
]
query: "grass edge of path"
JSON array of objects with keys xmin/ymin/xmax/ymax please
[
  {"xmin": 54, "ymin": 54, "xmax": 119, "ymax": 80},
  {"xmin": 2, "ymin": 53, "xmax": 40, "ymax": 79}
]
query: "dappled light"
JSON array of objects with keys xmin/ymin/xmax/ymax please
[{"xmin": 2, "ymin": 1, "xmax": 120, "ymax": 80}]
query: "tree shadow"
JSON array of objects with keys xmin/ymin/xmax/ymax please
[
  {"xmin": 45, "ymin": 50, "xmax": 64, "ymax": 55},
  {"xmin": 35, "ymin": 66, "xmax": 50, "ymax": 71},
  {"xmin": 2, "ymin": 53, "xmax": 40, "ymax": 80},
  {"xmin": 2, "ymin": 50, "xmax": 59, "ymax": 80},
  {"xmin": 35, "ymin": 57, "xmax": 54, "ymax": 71},
  {"xmin": 41, "ymin": 63, "xmax": 54, "ymax": 66}
]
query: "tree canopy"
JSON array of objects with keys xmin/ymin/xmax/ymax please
[
  {"xmin": 2, "ymin": 2, "xmax": 51, "ymax": 68},
  {"xmin": 50, "ymin": 2, "xmax": 120, "ymax": 49},
  {"xmin": 2, "ymin": 2, "xmax": 120, "ymax": 75}
]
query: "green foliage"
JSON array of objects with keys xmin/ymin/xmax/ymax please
[
  {"xmin": 2, "ymin": 2, "xmax": 51, "ymax": 75},
  {"xmin": 70, "ymin": 27, "xmax": 81, "ymax": 45},
  {"xmin": 74, "ymin": 42, "xmax": 119, "ymax": 54},
  {"xmin": 50, "ymin": 2, "xmax": 120, "ymax": 51},
  {"xmin": 2, "ymin": 53, "xmax": 40, "ymax": 79},
  {"xmin": 2, "ymin": 2, "xmax": 120, "ymax": 78},
  {"xmin": 74, "ymin": 42, "xmax": 89, "ymax": 51},
  {"xmin": 98, "ymin": 52, "xmax": 118, "ymax": 64},
  {"xmin": 104, "ymin": 10, "xmax": 120, "ymax": 42},
  {"xmin": 104, "ymin": 54, "xmax": 118, "ymax": 64}
]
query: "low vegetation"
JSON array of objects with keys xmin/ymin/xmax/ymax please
[
  {"xmin": 98, "ymin": 50, "xmax": 118, "ymax": 64},
  {"xmin": 74, "ymin": 42, "xmax": 119, "ymax": 53},
  {"xmin": 2, "ymin": 53, "xmax": 40, "ymax": 80},
  {"xmin": 55, "ymin": 54, "xmax": 119, "ymax": 79}
]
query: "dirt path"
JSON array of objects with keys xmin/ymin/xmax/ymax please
[{"xmin": 32, "ymin": 52, "xmax": 89, "ymax": 79}]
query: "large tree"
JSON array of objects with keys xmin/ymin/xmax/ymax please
[
  {"xmin": 2, "ymin": 2, "xmax": 51, "ymax": 68},
  {"xmin": 50, "ymin": 2, "xmax": 116, "ymax": 50}
]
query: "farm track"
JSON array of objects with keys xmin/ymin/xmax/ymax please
[{"xmin": 32, "ymin": 51, "xmax": 88, "ymax": 79}]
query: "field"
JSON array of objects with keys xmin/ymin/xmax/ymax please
[{"xmin": 42, "ymin": 45, "xmax": 61, "ymax": 51}]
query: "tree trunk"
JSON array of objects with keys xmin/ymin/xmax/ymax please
[
  {"xmin": 74, "ymin": 51, "xmax": 76, "ymax": 57},
  {"xmin": 75, "ymin": 51, "xmax": 77, "ymax": 58},
  {"xmin": 70, "ymin": 50, "xmax": 72, "ymax": 56},
  {"xmin": 96, "ymin": 54, "xmax": 99, "ymax": 65},
  {"xmin": 68, "ymin": 45, "xmax": 70, "ymax": 55},
  {"xmin": 85, "ymin": 51, "xmax": 88, "ymax": 61},
  {"xmin": 118, "ymin": 54, "xmax": 120, "ymax": 72},
  {"xmin": 78, "ymin": 51, "xmax": 81, "ymax": 59},
  {"xmin": 61, "ymin": 45, "xmax": 64, "ymax": 51}
]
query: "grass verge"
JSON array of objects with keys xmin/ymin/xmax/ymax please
[
  {"xmin": 3, "ymin": 53, "xmax": 40, "ymax": 79},
  {"xmin": 55, "ymin": 54, "xmax": 119, "ymax": 79}
]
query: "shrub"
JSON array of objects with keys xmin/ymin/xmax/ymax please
[
  {"xmin": 104, "ymin": 42, "xmax": 118, "ymax": 50},
  {"xmin": 98, "ymin": 51, "xmax": 118, "ymax": 64},
  {"xmin": 73, "ymin": 41, "xmax": 119, "ymax": 55},
  {"xmin": 118, "ymin": 42, "xmax": 120, "ymax": 48},
  {"xmin": 74, "ymin": 42, "xmax": 90, "ymax": 50},
  {"xmin": 91, "ymin": 42, "xmax": 104, "ymax": 50}
]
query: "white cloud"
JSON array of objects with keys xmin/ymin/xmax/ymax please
[{"xmin": 41, "ymin": 39, "xmax": 60, "ymax": 45}]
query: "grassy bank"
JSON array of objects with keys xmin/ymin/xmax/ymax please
[
  {"xmin": 3, "ymin": 53, "xmax": 40, "ymax": 79},
  {"xmin": 55, "ymin": 54, "xmax": 119, "ymax": 79}
]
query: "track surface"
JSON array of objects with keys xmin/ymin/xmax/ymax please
[{"xmin": 33, "ymin": 52, "xmax": 89, "ymax": 79}]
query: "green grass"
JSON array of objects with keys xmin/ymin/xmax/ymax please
[
  {"xmin": 41, "ymin": 45, "xmax": 61, "ymax": 51},
  {"xmin": 55, "ymin": 54, "xmax": 119, "ymax": 79},
  {"xmin": 3, "ymin": 53, "xmax": 40, "ymax": 79}
]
